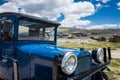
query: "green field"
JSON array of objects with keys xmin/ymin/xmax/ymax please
[{"xmin": 58, "ymin": 41, "xmax": 120, "ymax": 80}]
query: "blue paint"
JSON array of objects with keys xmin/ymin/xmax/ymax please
[{"xmin": 18, "ymin": 44, "xmax": 89, "ymax": 60}]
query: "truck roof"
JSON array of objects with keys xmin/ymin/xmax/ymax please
[{"xmin": 0, "ymin": 12, "xmax": 61, "ymax": 26}]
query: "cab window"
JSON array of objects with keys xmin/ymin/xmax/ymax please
[
  {"xmin": 18, "ymin": 19, "xmax": 55, "ymax": 41},
  {"xmin": 0, "ymin": 19, "xmax": 13, "ymax": 42}
]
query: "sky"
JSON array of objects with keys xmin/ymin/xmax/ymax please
[{"xmin": 0, "ymin": 0, "xmax": 120, "ymax": 29}]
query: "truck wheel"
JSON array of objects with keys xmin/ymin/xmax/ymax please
[
  {"xmin": 102, "ymin": 72, "xmax": 109, "ymax": 80},
  {"xmin": 91, "ymin": 71, "xmax": 109, "ymax": 80}
]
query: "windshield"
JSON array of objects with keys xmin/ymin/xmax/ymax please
[{"xmin": 18, "ymin": 19, "xmax": 55, "ymax": 41}]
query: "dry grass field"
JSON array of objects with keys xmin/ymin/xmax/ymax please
[
  {"xmin": 106, "ymin": 58, "xmax": 120, "ymax": 80},
  {"xmin": 57, "ymin": 39, "xmax": 120, "ymax": 50}
]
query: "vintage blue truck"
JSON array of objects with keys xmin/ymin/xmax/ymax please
[{"xmin": 0, "ymin": 12, "xmax": 111, "ymax": 80}]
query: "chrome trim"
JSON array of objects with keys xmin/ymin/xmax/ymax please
[
  {"xmin": 97, "ymin": 48, "xmax": 104, "ymax": 62},
  {"xmin": 61, "ymin": 52, "xmax": 77, "ymax": 75}
]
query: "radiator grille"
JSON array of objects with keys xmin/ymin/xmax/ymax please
[
  {"xmin": 74, "ymin": 56, "xmax": 91, "ymax": 75},
  {"xmin": 35, "ymin": 64, "xmax": 52, "ymax": 80}
]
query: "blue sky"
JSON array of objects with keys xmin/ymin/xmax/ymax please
[
  {"xmin": 0, "ymin": 0, "xmax": 120, "ymax": 29},
  {"xmin": 81, "ymin": 0, "xmax": 120, "ymax": 24}
]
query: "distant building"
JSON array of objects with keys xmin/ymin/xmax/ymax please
[
  {"xmin": 109, "ymin": 35, "xmax": 120, "ymax": 42},
  {"xmin": 91, "ymin": 37, "xmax": 106, "ymax": 41},
  {"xmin": 57, "ymin": 32, "xmax": 69, "ymax": 38},
  {"xmin": 72, "ymin": 32, "xmax": 87, "ymax": 37}
]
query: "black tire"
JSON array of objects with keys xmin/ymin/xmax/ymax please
[
  {"xmin": 102, "ymin": 72, "xmax": 109, "ymax": 80},
  {"xmin": 91, "ymin": 71, "xmax": 109, "ymax": 80}
]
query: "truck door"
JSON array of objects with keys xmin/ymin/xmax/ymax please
[{"xmin": 0, "ymin": 19, "xmax": 14, "ymax": 80}]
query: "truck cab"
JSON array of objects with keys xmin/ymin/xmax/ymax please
[{"xmin": 0, "ymin": 12, "xmax": 111, "ymax": 80}]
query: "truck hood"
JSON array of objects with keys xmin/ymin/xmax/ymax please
[{"xmin": 17, "ymin": 44, "xmax": 89, "ymax": 60}]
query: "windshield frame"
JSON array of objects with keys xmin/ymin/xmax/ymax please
[{"xmin": 17, "ymin": 18, "xmax": 58, "ymax": 44}]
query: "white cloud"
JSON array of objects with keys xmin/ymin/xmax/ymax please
[
  {"xmin": 96, "ymin": 3, "xmax": 102, "ymax": 9},
  {"xmin": 118, "ymin": 8, "xmax": 120, "ymax": 10},
  {"xmin": 102, "ymin": 0, "xmax": 110, "ymax": 3},
  {"xmin": 95, "ymin": 2, "xmax": 110, "ymax": 10},
  {"xmin": 87, "ymin": 24, "xmax": 120, "ymax": 29},
  {"xmin": 61, "ymin": 19, "xmax": 91, "ymax": 27},
  {"xmin": 61, "ymin": 1, "xmax": 95, "ymax": 27},
  {"xmin": 104, "ymin": 5, "xmax": 110, "ymax": 8},
  {"xmin": 0, "ymin": 2, "xmax": 19, "ymax": 12},
  {"xmin": 118, "ymin": 2, "xmax": 120, "ymax": 6},
  {"xmin": 117, "ymin": 2, "xmax": 120, "ymax": 10},
  {"xmin": 0, "ymin": 0, "xmax": 95, "ymax": 27},
  {"xmin": 96, "ymin": 0, "xmax": 110, "ymax": 3}
]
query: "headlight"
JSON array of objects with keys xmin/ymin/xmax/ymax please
[
  {"xmin": 92, "ymin": 48, "xmax": 104, "ymax": 63},
  {"xmin": 61, "ymin": 52, "xmax": 77, "ymax": 75}
]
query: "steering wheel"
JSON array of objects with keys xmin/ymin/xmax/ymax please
[{"xmin": 44, "ymin": 32, "xmax": 50, "ymax": 40}]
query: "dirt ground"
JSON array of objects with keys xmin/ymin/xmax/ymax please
[{"xmin": 112, "ymin": 49, "xmax": 120, "ymax": 59}]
